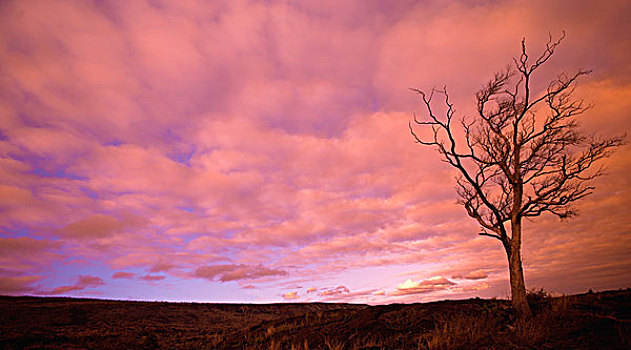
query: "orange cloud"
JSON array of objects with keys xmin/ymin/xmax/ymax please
[{"xmin": 282, "ymin": 291, "xmax": 299, "ymax": 300}]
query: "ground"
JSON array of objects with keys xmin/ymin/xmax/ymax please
[{"xmin": 1, "ymin": 289, "xmax": 629, "ymax": 349}]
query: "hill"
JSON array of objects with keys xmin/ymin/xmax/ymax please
[{"xmin": 1, "ymin": 289, "xmax": 630, "ymax": 349}]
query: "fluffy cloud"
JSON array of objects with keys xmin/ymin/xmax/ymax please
[
  {"xmin": 193, "ymin": 264, "xmax": 287, "ymax": 283},
  {"xmin": 0, "ymin": 0, "xmax": 629, "ymax": 302},
  {"xmin": 394, "ymin": 276, "xmax": 456, "ymax": 296},
  {"xmin": 0, "ymin": 268, "xmax": 41, "ymax": 295},
  {"xmin": 282, "ymin": 291, "xmax": 299, "ymax": 300},
  {"xmin": 61, "ymin": 214, "xmax": 138, "ymax": 239},
  {"xmin": 0, "ymin": 237, "xmax": 60, "ymax": 272},
  {"xmin": 0, "ymin": 237, "xmax": 58, "ymax": 256},
  {"xmin": 319, "ymin": 286, "xmax": 350, "ymax": 297}
]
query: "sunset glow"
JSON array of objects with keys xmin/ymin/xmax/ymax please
[{"xmin": 1, "ymin": 0, "xmax": 630, "ymax": 304}]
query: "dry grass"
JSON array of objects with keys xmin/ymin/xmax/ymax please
[
  {"xmin": 416, "ymin": 291, "xmax": 574, "ymax": 349},
  {"xmin": 1, "ymin": 289, "xmax": 629, "ymax": 349},
  {"xmin": 418, "ymin": 312, "xmax": 497, "ymax": 349}
]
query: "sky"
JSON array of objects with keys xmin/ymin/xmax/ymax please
[{"xmin": 1, "ymin": 0, "xmax": 630, "ymax": 304}]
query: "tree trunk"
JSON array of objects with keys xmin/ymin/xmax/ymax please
[{"xmin": 507, "ymin": 245, "xmax": 531, "ymax": 318}]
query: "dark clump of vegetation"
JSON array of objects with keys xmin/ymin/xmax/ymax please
[{"xmin": 1, "ymin": 289, "xmax": 629, "ymax": 349}]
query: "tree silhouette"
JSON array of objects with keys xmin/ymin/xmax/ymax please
[{"xmin": 409, "ymin": 33, "xmax": 625, "ymax": 317}]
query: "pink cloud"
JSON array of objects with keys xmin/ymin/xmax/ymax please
[
  {"xmin": 0, "ymin": 237, "xmax": 57, "ymax": 255},
  {"xmin": 112, "ymin": 271, "xmax": 134, "ymax": 279},
  {"xmin": 0, "ymin": 276, "xmax": 39, "ymax": 294},
  {"xmin": 77, "ymin": 275, "xmax": 105, "ymax": 286},
  {"xmin": 319, "ymin": 286, "xmax": 350, "ymax": 297},
  {"xmin": 316, "ymin": 287, "xmax": 382, "ymax": 303},
  {"xmin": 149, "ymin": 262, "xmax": 177, "ymax": 273},
  {"xmin": 0, "ymin": 269, "xmax": 41, "ymax": 295},
  {"xmin": 452, "ymin": 271, "xmax": 488, "ymax": 281},
  {"xmin": 39, "ymin": 275, "xmax": 105, "ymax": 296},
  {"xmin": 453, "ymin": 283, "xmax": 490, "ymax": 293},
  {"xmin": 140, "ymin": 275, "xmax": 166, "ymax": 282},
  {"xmin": 193, "ymin": 264, "xmax": 287, "ymax": 283},
  {"xmin": 0, "ymin": 185, "xmax": 36, "ymax": 209},
  {"xmin": 61, "ymin": 214, "xmax": 124, "ymax": 239},
  {"xmin": 0, "ymin": 0, "xmax": 629, "ymax": 303},
  {"xmin": 0, "ymin": 237, "xmax": 60, "ymax": 272}
]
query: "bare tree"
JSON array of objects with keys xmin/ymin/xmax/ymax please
[{"xmin": 409, "ymin": 33, "xmax": 625, "ymax": 317}]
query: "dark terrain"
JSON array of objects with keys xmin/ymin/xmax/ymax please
[{"xmin": 1, "ymin": 289, "xmax": 630, "ymax": 349}]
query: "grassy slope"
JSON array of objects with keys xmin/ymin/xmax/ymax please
[{"xmin": 1, "ymin": 289, "xmax": 629, "ymax": 349}]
